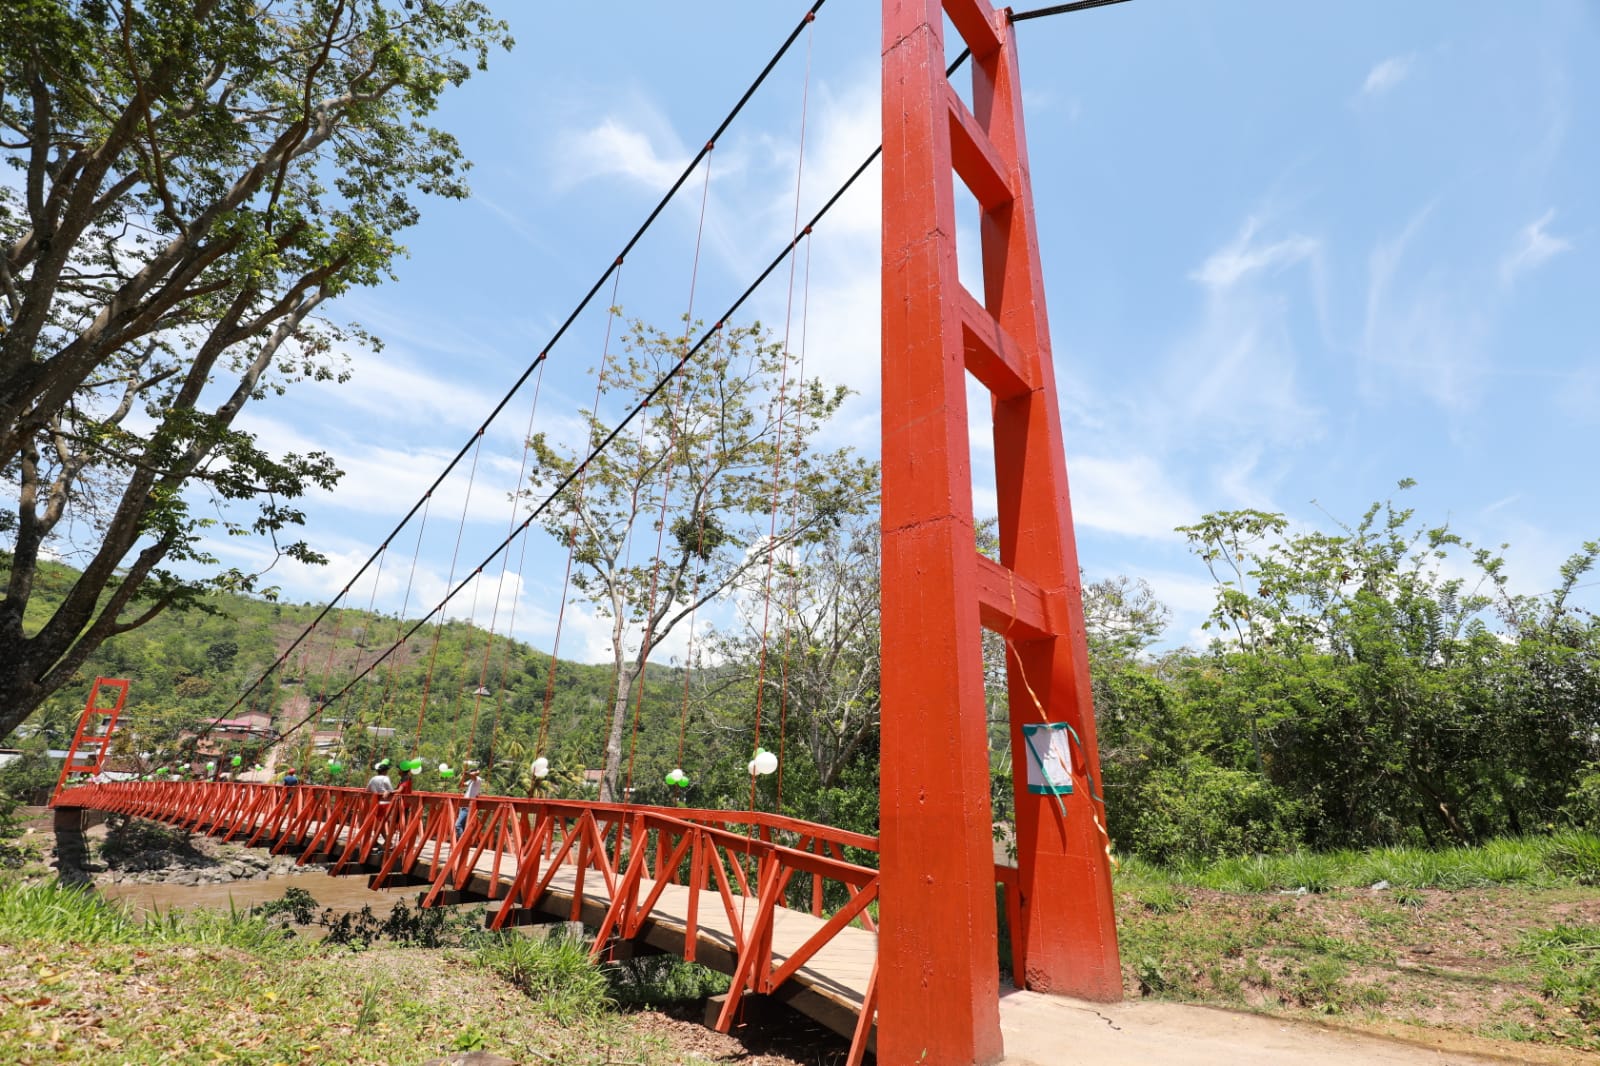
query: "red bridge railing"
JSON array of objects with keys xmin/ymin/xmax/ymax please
[{"xmin": 55, "ymin": 781, "xmax": 909, "ymax": 1064}]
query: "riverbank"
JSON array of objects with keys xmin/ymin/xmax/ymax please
[
  {"xmin": 14, "ymin": 809, "xmax": 1600, "ymax": 1063},
  {"xmin": 8, "ymin": 809, "xmax": 841, "ymax": 1065}
]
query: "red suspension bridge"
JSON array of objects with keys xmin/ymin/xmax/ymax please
[{"xmin": 52, "ymin": 3, "xmax": 1127, "ymax": 1063}]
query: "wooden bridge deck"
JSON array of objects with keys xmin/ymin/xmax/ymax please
[{"xmin": 401, "ymin": 832, "xmax": 877, "ymax": 1038}]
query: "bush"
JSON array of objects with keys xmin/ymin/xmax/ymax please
[
  {"xmin": 0, "ymin": 747, "xmax": 57, "ymax": 812},
  {"xmin": 478, "ymin": 929, "xmax": 611, "ymax": 1022},
  {"xmin": 1561, "ymin": 764, "xmax": 1600, "ymax": 831},
  {"xmin": 605, "ymin": 954, "xmax": 728, "ymax": 1007},
  {"xmin": 1119, "ymin": 756, "xmax": 1305, "ymax": 865},
  {"xmin": 1546, "ymin": 832, "xmax": 1600, "ymax": 886}
]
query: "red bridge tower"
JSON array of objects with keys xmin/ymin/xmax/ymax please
[{"xmin": 879, "ymin": 1, "xmax": 1122, "ymax": 1062}]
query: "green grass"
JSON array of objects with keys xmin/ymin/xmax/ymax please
[
  {"xmin": 1518, "ymin": 924, "xmax": 1600, "ymax": 1025},
  {"xmin": 476, "ymin": 927, "xmax": 612, "ymax": 1024},
  {"xmin": 1117, "ymin": 832, "xmax": 1600, "ymax": 893},
  {"xmin": 1115, "ymin": 838, "xmax": 1600, "ymax": 1051},
  {"xmin": 0, "ymin": 879, "xmax": 678, "ymax": 1064},
  {"xmin": 0, "ymin": 878, "xmax": 301, "ymax": 954}
]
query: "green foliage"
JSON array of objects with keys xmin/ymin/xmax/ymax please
[
  {"xmin": 0, "ymin": 1, "xmax": 514, "ymax": 737},
  {"xmin": 1114, "ymin": 755, "xmax": 1306, "ymax": 865},
  {"xmin": 1518, "ymin": 924, "xmax": 1600, "ymax": 1024},
  {"xmin": 477, "ymin": 929, "xmax": 612, "ymax": 1024},
  {"xmin": 0, "ymin": 740, "xmax": 56, "ymax": 819},
  {"xmin": 604, "ymin": 955, "xmax": 729, "ymax": 1007}
]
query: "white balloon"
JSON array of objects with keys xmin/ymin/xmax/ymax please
[
  {"xmin": 753, "ymin": 750, "xmax": 778, "ymax": 775},
  {"xmin": 532, "ymin": 757, "xmax": 550, "ymax": 779}
]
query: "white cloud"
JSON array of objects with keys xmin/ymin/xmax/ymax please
[
  {"xmin": 1190, "ymin": 218, "xmax": 1317, "ymax": 290},
  {"xmin": 1361, "ymin": 203, "xmax": 1492, "ymax": 411},
  {"xmin": 1500, "ymin": 208, "xmax": 1573, "ymax": 284},
  {"xmin": 1362, "ymin": 54, "xmax": 1414, "ymax": 97},
  {"xmin": 1067, "ymin": 455, "xmax": 1200, "ymax": 541},
  {"xmin": 1162, "ymin": 219, "xmax": 1324, "ymax": 447},
  {"xmin": 555, "ymin": 115, "xmax": 687, "ymax": 192}
]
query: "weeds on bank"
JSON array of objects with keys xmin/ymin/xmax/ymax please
[
  {"xmin": 606, "ymin": 953, "xmax": 731, "ymax": 1008},
  {"xmin": 0, "ymin": 879, "xmax": 670, "ymax": 1064},
  {"xmin": 0, "ymin": 878, "xmax": 301, "ymax": 954},
  {"xmin": 478, "ymin": 929, "xmax": 611, "ymax": 1023},
  {"xmin": 1114, "ymin": 837, "xmax": 1600, "ymax": 1051},
  {"xmin": 1519, "ymin": 925, "xmax": 1600, "ymax": 1030},
  {"xmin": 1116, "ymin": 831, "xmax": 1600, "ymax": 893}
]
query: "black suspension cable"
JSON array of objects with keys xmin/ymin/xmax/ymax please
[
  {"xmin": 249, "ymin": 12, "xmax": 1115, "ymax": 749},
  {"xmin": 1009, "ymin": 0, "xmax": 1133, "ymax": 22},
  {"xmin": 204, "ymin": 1, "xmax": 830, "ymax": 736}
]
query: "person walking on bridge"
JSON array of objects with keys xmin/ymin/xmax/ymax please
[{"xmin": 454, "ymin": 768, "xmax": 481, "ymax": 838}]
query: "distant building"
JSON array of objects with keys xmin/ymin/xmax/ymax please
[{"xmin": 185, "ymin": 711, "xmax": 277, "ymax": 760}]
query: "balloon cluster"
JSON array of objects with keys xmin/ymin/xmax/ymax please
[
  {"xmin": 400, "ymin": 758, "xmax": 424, "ymax": 773},
  {"xmin": 532, "ymin": 757, "xmax": 550, "ymax": 779},
  {"xmin": 746, "ymin": 748, "xmax": 778, "ymax": 776},
  {"xmin": 327, "ymin": 759, "xmax": 345, "ymax": 776},
  {"xmin": 438, "ymin": 762, "xmax": 455, "ymax": 779},
  {"xmin": 664, "ymin": 768, "xmax": 691, "ymax": 789},
  {"xmin": 230, "ymin": 755, "xmax": 243, "ymax": 768}
]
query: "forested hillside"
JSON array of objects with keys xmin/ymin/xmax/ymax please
[{"xmin": 7, "ymin": 484, "xmax": 1600, "ymax": 864}]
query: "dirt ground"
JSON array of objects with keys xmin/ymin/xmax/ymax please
[{"xmin": 996, "ymin": 990, "xmax": 1589, "ymax": 1066}]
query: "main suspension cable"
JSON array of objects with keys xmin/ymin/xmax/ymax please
[
  {"xmin": 205, "ymin": 0, "xmax": 832, "ymax": 735},
  {"xmin": 255, "ymin": 39, "xmax": 957, "ymax": 751}
]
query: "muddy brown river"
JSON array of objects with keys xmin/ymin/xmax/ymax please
[{"xmin": 101, "ymin": 871, "xmax": 421, "ymax": 921}]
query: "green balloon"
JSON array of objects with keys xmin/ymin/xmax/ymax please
[{"xmin": 231, "ymin": 755, "xmax": 242, "ymax": 767}]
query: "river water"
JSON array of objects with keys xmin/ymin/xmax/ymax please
[{"xmin": 101, "ymin": 870, "xmax": 421, "ymax": 920}]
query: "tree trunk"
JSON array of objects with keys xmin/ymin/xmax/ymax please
[{"xmin": 600, "ymin": 666, "xmax": 633, "ymax": 803}]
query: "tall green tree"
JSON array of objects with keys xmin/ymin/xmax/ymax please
[
  {"xmin": 525, "ymin": 318, "xmax": 874, "ymax": 802},
  {"xmin": 0, "ymin": 1, "xmax": 511, "ymax": 737},
  {"xmin": 707, "ymin": 507, "xmax": 882, "ymax": 795},
  {"xmin": 1180, "ymin": 484, "xmax": 1516, "ymax": 844}
]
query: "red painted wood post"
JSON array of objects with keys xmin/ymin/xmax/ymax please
[
  {"xmin": 981, "ymin": 5, "xmax": 1121, "ymax": 1000},
  {"xmin": 880, "ymin": 1, "xmax": 1004, "ymax": 1062},
  {"xmin": 881, "ymin": 0, "xmax": 1122, "ymax": 1059}
]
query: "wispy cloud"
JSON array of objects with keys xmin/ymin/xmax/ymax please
[
  {"xmin": 1190, "ymin": 217, "xmax": 1318, "ymax": 289},
  {"xmin": 1163, "ymin": 217, "xmax": 1323, "ymax": 448},
  {"xmin": 555, "ymin": 115, "xmax": 688, "ymax": 192},
  {"xmin": 1360, "ymin": 202, "xmax": 1513, "ymax": 413},
  {"xmin": 1068, "ymin": 455, "xmax": 1200, "ymax": 542},
  {"xmin": 1500, "ymin": 208, "xmax": 1573, "ymax": 284},
  {"xmin": 1362, "ymin": 54, "xmax": 1414, "ymax": 96}
]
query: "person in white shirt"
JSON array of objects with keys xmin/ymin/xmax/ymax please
[
  {"xmin": 366, "ymin": 761, "xmax": 396, "ymax": 849},
  {"xmin": 454, "ymin": 768, "xmax": 482, "ymax": 838},
  {"xmin": 366, "ymin": 761, "xmax": 394, "ymax": 795}
]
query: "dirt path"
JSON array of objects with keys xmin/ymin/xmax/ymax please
[{"xmin": 997, "ymin": 990, "xmax": 1578, "ymax": 1066}]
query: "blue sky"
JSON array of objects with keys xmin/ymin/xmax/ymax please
[{"xmin": 221, "ymin": 0, "xmax": 1598, "ymax": 657}]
